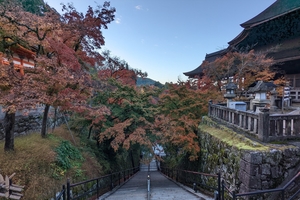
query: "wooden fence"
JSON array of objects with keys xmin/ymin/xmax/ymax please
[
  {"xmin": 208, "ymin": 103, "xmax": 300, "ymax": 142},
  {"xmin": 0, "ymin": 173, "xmax": 24, "ymax": 200}
]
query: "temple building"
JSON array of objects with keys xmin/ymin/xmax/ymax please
[
  {"xmin": 184, "ymin": 0, "xmax": 300, "ymax": 102},
  {"xmin": 0, "ymin": 45, "xmax": 35, "ymax": 75}
]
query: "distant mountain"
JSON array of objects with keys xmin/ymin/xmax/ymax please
[{"xmin": 136, "ymin": 77, "xmax": 164, "ymax": 88}]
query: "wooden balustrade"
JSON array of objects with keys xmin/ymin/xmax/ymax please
[
  {"xmin": 269, "ymin": 114, "xmax": 300, "ymax": 141},
  {"xmin": 208, "ymin": 103, "xmax": 300, "ymax": 142}
]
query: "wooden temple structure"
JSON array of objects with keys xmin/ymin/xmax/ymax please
[
  {"xmin": 184, "ymin": 0, "xmax": 300, "ymax": 102},
  {"xmin": 0, "ymin": 45, "xmax": 35, "ymax": 75}
]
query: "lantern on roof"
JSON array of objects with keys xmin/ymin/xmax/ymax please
[
  {"xmin": 248, "ymin": 81, "xmax": 276, "ymax": 112},
  {"xmin": 224, "ymin": 79, "xmax": 237, "ymax": 107}
]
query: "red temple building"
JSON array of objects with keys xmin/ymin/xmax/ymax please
[
  {"xmin": 0, "ymin": 45, "xmax": 35, "ymax": 75},
  {"xmin": 184, "ymin": 0, "xmax": 300, "ymax": 102}
]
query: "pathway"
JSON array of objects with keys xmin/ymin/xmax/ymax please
[{"xmin": 98, "ymin": 160, "xmax": 213, "ymax": 200}]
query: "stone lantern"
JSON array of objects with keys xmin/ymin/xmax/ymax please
[
  {"xmin": 224, "ymin": 80, "xmax": 237, "ymax": 107},
  {"xmin": 248, "ymin": 81, "xmax": 276, "ymax": 112}
]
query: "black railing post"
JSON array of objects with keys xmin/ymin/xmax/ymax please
[
  {"xmin": 218, "ymin": 173, "xmax": 221, "ymax": 200},
  {"xmin": 66, "ymin": 179, "xmax": 70, "ymax": 200},
  {"xmin": 281, "ymin": 190, "xmax": 285, "ymax": 200},
  {"xmin": 176, "ymin": 169, "xmax": 178, "ymax": 182},
  {"xmin": 221, "ymin": 180, "xmax": 225, "ymax": 200},
  {"xmin": 96, "ymin": 179, "xmax": 99, "ymax": 197},
  {"xmin": 119, "ymin": 172, "xmax": 121, "ymax": 185},
  {"xmin": 123, "ymin": 170, "xmax": 126, "ymax": 182},
  {"xmin": 62, "ymin": 185, "xmax": 66, "ymax": 200},
  {"xmin": 110, "ymin": 172, "xmax": 113, "ymax": 190},
  {"xmin": 232, "ymin": 191, "xmax": 236, "ymax": 200}
]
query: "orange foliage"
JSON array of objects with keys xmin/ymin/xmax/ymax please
[
  {"xmin": 98, "ymin": 68, "xmax": 137, "ymax": 86},
  {"xmin": 202, "ymin": 49, "xmax": 275, "ymax": 93}
]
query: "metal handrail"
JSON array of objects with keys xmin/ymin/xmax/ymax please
[
  {"xmin": 55, "ymin": 185, "xmax": 66, "ymax": 200},
  {"xmin": 55, "ymin": 167, "xmax": 139, "ymax": 200},
  {"xmin": 222, "ymin": 171, "xmax": 300, "ymax": 200},
  {"xmin": 160, "ymin": 167, "xmax": 221, "ymax": 200}
]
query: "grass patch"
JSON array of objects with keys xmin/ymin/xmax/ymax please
[
  {"xmin": 199, "ymin": 124, "xmax": 270, "ymax": 151},
  {"xmin": 0, "ymin": 126, "xmax": 104, "ymax": 200},
  {"xmin": 199, "ymin": 116, "xmax": 298, "ymax": 151}
]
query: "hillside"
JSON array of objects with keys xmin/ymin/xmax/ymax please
[
  {"xmin": 136, "ymin": 77, "xmax": 164, "ymax": 88},
  {"xmin": 0, "ymin": 126, "xmax": 106, "ymax": 200}
]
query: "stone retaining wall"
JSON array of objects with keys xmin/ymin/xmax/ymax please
[
  {"xmin": 199, "ymin": 116, "xmax": 300, "ymax": 195},
  {"xmin": 0, "ymin": 111, "xmax": 65, "ymax": 140},
  {"xmin": 0, "ymin": 113, "xmax": 42, "ymax": 140}
]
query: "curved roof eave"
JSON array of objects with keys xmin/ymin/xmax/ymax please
[
  {"xmin": 228, "ymin": 30, "xmax": 250, "ymax": 47},
  {"xmin": 183, "ymin": 65, "xmax": 203, "ymax": 77},
  {"xmin": 241, "ymin": 0, "xmax": 300, "ymax": 29}
]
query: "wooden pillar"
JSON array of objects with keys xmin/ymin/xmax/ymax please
[
  {"xmin": 258, "ymin": 110, "xmax": 270, "ymax": 142},
  {"xmin": 239, "ymin": 114, "xmax": 242, "ymax": 127},
  {"xmin": 208, "ymin": 100, "xmax": 212, "ymax": 117}
]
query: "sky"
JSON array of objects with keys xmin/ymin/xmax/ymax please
[{"xmin": 47, "ymin": 0, "xmax": 276, "ymax": 84}]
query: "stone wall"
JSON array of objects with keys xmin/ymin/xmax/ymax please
[
  {"xmin": 199, "ymin": 116, "xmax": 300, "ymax": 195},
  {"xmin": 0, "ymin": 113, "xmax": 42, "ymax": 140},
  {"xmin": 0, "ymin": 108, "xmax": 65, "ymax": 140}
]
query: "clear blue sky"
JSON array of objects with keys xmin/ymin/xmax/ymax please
[{"xmin": 47, "ymin": 0, "xmax": 276, "ymax": 84}]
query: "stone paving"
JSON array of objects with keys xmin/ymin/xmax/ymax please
[
  {"xmin": 98, "ymin": 160, "xmax": 213, "ymax": 200},
  {"xmin": 100, "ymin": 171, "xmax": 148, "ymax": 200}
]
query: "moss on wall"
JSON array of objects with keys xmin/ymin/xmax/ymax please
[
  {"xmin": 198, "ymin": 116, "xmax": 300, "ymax": 194},
  {"xmin": 199, "ymin": 116, "xmax": 270, "ymax": 151}
]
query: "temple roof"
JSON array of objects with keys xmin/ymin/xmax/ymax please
[
  {"xmin": 241, "ymin": 0, "xmax": 300, "ymax": 29},
  {"xmin": 248, "ymin": 81, "xmax": 277, "ymax": 93},
  {"xmin": 229, "ymin": 0, "xmax": 300, "ymax": 47},
  {"xmin": 205, "ymin": 49, "xmax": 227, "ymax": 62},
  {"xmin": 183, "ymin": 49, "xmax": 227, "ymax": 78},
  {"xmin": 183, "ymin": 64, "xmax": 203, "ymax": 77},
  {"xmin": 184, "ymin": 0, "xmax": 300, "ymax": 79}
]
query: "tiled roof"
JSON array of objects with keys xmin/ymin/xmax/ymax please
[
  {"xmin": 183, "ymin": 64, "xmax": 203, "ymax": 77},
  {"xmin": 241, "ymin": 0, "xmax": 300, "ymax": 28},
  {"xmin": 248, "ymin": 81, "xmax": 277, "ymax": 93},
  {"xmin": 183, "ymin": 49, "xmax": 227, "ymax": 77}
]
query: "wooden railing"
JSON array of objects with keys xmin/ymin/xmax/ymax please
[
  {"xmin": 208, "ymin": 103, "xmax": 260, "ymax": 138},
  {"xmin": 290, "ymin": 88, "xmax": 300, "ymax": 103},
  {"xmin": 269, "ymin": 114, "xmax": 300, "ymax": 141},
  {"xmin": 208, "ymin": 103, "xmax": 300, "ymax": 142}
]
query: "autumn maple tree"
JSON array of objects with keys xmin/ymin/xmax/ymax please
[
  {"xmin": 90, "ymin": 78, "xmax": 160, "ymax": 164},
  {"xmin": 154, "ymin": 81, "xmax": 223, "ymax": 162},
  {"xmin": 0, "ymin": 0, "xmax": 115, "ymax": 150},
  {"xmin": 203, "ymin": 49, "xmax": 275, "ymax": 94},
  {"xmin": 98, "ymin": 50, "xmax": 147, "ymax": 86}
]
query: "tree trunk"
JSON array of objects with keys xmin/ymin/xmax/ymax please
[
  {"xmin": 51, "ymin": 107, "xmax": 57, "ymax": 133},
  {"xmin": 4, "ymin": 112, "xmax": 15, "ymax": 151},
  {"xmin": 130, "ymin": 150, "xmax": 135, "ymax": 168},
  {"xmin": 87, "ymin": 125, "xmax": 93, "ymax": 139},
  {"xmin": 41, "ymin": 104, "xmax": 50, "ymax": 138}
]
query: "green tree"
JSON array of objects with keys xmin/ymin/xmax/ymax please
[
  {"xmin": 95, "ymin": 80, "xmax": 159, "ymax": 154},
  {"xmin": 18, "ymin": 0, "xmax": 46, "ymax": 15}
]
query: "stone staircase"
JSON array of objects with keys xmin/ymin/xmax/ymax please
[{"xmin": 140, "ymin": 159, "xmax": 158, "ymax": 172}]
